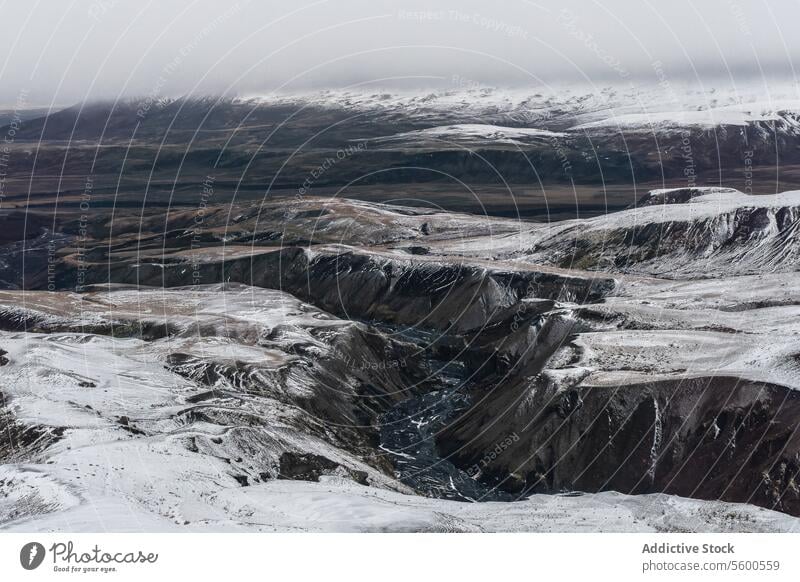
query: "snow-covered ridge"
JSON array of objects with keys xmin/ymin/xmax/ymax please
[
  {"xmin": 366, "ymin": 123, "xmax": 564, "ymax": 146},
  {"xmin": 568, "ymin": 100, "xmax": 800, "ymax": 131},
  {"xmin": 243, "ymin": 82, "xmax": 800, "ymax": 134},
  {"xmin": 426, "ymin": 187, "xmax": 800, "ymax": 277},
  {"xmin": 633, "ymin": 187, "xmax": 739, "ymax": 207},
  {"xmin": 595, "ymin": 187, "xmax": 800, "ymax": 227},
  {"xmin": 573, "ymin": 187, "xmax": 800, "ymax": 275}
]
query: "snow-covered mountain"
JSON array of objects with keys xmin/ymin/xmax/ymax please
[
  {"xmin": 6, "ymin": 81, "xmax": 800, "ymax": 199},
  {"xmin": 247, "ymin": 82, "xmax": 800, "ymax": 135}
]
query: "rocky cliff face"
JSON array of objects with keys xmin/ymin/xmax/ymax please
[{"xmin": 441, "ymin": 374, "xmax": 800, "ymax": 514}]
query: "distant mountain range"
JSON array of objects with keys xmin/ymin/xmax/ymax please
[{"xmin": 4, "ymin": 83, "xmax": 800, "ymax": 196}]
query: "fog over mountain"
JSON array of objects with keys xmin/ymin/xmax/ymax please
[{"xmin": 2, "ymin": 0, "xmax": 799, "ymax": 106}]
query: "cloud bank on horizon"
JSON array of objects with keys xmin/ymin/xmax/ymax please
[{"xmin": 1, "ymin": 0, "xmax": 798, "ymax": 106}]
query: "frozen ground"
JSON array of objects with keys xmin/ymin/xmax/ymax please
[
  {"xmin": 5, "ymin": 284, "xmax": 795, "ymax": 532},
  {"xmin": 5, "ymin": 474, "xmax": 798, "ymax": 533},
  {"xmin": 2, "ymin": 187, "xmax": 800, "ymax": 531}
]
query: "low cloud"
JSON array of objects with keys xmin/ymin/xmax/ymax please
[{"xmin": 1, "ymin": 0, "xmax": 798, "ymax": 105}]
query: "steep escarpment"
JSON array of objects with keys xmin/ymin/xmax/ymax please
[
  {"xmin": 440, "ymin": 374, "xmax": 800, "ymax": 515},
  {"xmin": 460, "ymin": 188, "xmax": 800, "ymax": 277},
  {"xmin": 70, "ymin": 246, "xmax": 616, "ymax": 334}
]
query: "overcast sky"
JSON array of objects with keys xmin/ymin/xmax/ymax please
[{"xmin": 1, "ymin": 0, "xmax": 798, "ymax": 106}]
